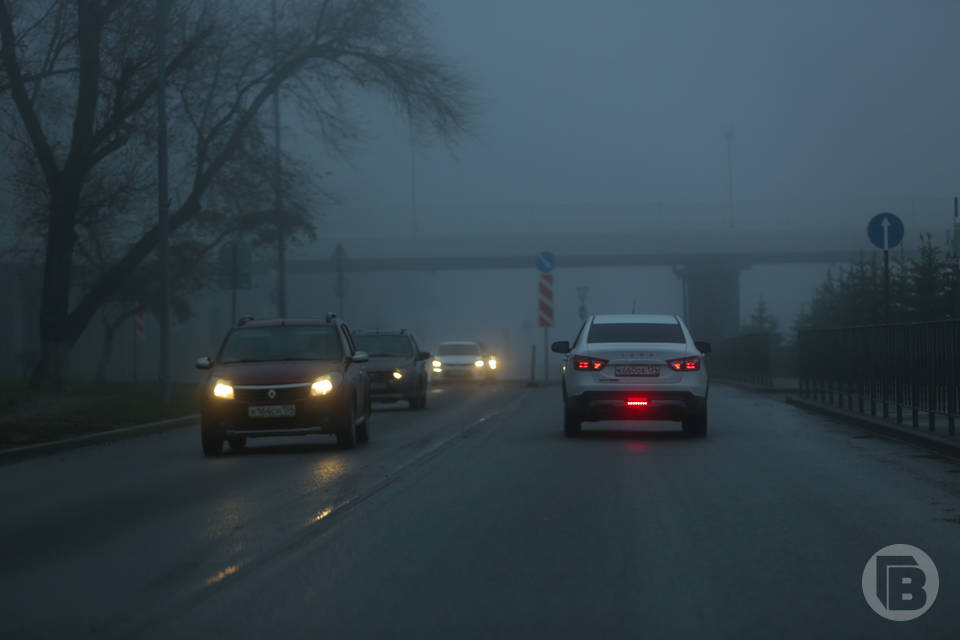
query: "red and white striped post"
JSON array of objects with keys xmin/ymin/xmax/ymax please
[{"xmin": 538, "ymin": 273, "xmax": 554, "ymax": 381}]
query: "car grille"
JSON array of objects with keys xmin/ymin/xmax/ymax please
[
  {"xmin": 368, "ymin": 371, "xmax": 396, "ymax": 384},
  {"xmin": 234, "ymin": 385, "xmax": 311, "ymax": 403}
]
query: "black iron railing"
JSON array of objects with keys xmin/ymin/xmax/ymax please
[
  {"xmin": 710, "ymin": 332, "xmax": 773, "ymax": 387},
  {"xmin": 797, "ymin": 321, "xmax": 960, "ymax": 436}
]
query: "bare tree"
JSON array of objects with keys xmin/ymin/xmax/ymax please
[{"xmin": 0, "ymin": 0, "xmax": 472, "ymax": 388}]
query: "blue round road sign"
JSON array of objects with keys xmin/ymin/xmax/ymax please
[
  {"xmin": 535, "ymin": 251, "xmax": 557, "ymax": 273},
  {"xmin": 867, "ymin": 213, "xmax": 904, "ymax": 251}
]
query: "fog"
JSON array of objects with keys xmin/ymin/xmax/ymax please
[
  {"xmin": 6, "ymin": 0, "xmax": 960, "ymax": 382},
  {"xmin": 323, "ymin": 0, "xmax": 960, "ymax": 211}
]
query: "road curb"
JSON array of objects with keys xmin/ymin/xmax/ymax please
[
  {"xmin": 714, "ymin": 380, "xmax": 799, "ymax": 394},
  {"xmin": 784, "ymin": 395, "xmax": 960, "ymax": 457},
  {"xmin": 0, "ymin": 413, "xmax": 200, "ymax": 463}
]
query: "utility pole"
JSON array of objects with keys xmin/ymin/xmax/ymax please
[
  {"xmin": 272, "ymin": 0, "xmax": 287, "ymax": 317},
  {"xmin": 155, "ymin": 0, "xmax": 170, "ymax": 404},
  {"xmin": 954, "ymin": 197, "xmax": 959, "ymax": 318},
  {"xmin": 410, "ymin": 120, "xmax": 418, "ymax": 235},
  {"xmin": 725, "ymin": 128, "xmax": 735, "ymax": 229}
]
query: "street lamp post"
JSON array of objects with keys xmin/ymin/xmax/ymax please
[{"xmin": 725, "ymin": 128, "xmax": 735, "ymax": 229}]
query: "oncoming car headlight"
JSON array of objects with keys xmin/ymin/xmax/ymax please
[
  {"xmin": 311, "ymin": 372, "xmax": 343, "ymax": 396},
  {"xmin": 432, "ymin": 360, "xmax": 442, "ymax": 369},
  {"xmin": 212, "ymin": 380, "xmax": 234, "ymax": 399},
  {"xmin": 474, "ymin": 360, "xmax": 484, "ymax": 368},
  {"xmin": 393, "ymin": 370, "xmax": 404, "ymax": 380},
  {"xmin": 487, "ymin": 358, "xmax": 497, "ymax": 370}
]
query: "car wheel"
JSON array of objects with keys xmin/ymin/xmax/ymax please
[
  {"xmin": 357, "ymin": 397, "xmax": 371, "ymax": 444},
  {"xmin": 228, "ymin": 436, "xmax": 247, "ymax": 452},
  {"xmin": 563, "ymin": 407, "xmax": 582, "ymax": 438},
  {"xmin": 682, "ymin": 410, "xmax": 708, "ymax": 437},
  {"xmin": 201, "ymin": 420, "xmax": 224, "ymax": 457},
  {"xmin": 337, "ymin": 400, "xmax": 357, "ymax": 449}
]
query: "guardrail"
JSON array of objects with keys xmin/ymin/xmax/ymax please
[
  {"xmin": 710, "ymin": 332, "xmax": 773, "ymax": 387},
  {"xmin": 797, "ymin": 321, "xmax": 959, "ymax": 436}
]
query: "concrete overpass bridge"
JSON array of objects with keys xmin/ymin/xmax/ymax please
[{"xmin": 285, "ymin": 225, "xmax": 945, "ymax": 341}]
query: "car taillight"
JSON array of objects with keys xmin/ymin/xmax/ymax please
[
  {"xmin": 626, "ymin": 397, "xmax": 649, "ymax": 407},
  {"xmin": 667, "ymin": 356, "xmax": 700, "ymax": 371},
  {"xmin": 573, "ymin": 355, "xmax": 608, "ymax": 371}
]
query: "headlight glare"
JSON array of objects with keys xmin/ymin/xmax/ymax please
[
  {"xmin": 432, "ymin": 360, "xmax": 442, "ymax": 368},
  {"xmin": 474, "ymin": 360, "xmax": 484, "ymax": 368},
  {"xmin": 213, "ymin": 380, "xmax": 234, "ymax": 399},
  {"xmin": 488, "ymin": 358, "xmax": 497, "ymax": 370},
  {"xmin": 311, "ymin": 373, "xmax": 342, "ymax": 396},
  {"xmin": 393, "ymin": 370, "xmax": 404, "ymax": 380}
]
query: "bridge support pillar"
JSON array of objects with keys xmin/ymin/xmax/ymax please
[{"xmin": 674, "ymin": 260, "xmax": 746, "ymax": 342}]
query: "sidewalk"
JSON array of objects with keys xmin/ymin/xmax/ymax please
[{"xmin": 785, "ymin": 394, "xmax": 960, "ymax": 456}]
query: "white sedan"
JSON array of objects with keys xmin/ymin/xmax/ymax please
[
  {"xmin": 552, "ymin": 314, "xmax": 710, "ymax": 437},
  {"xmin": 431, "ymin": 341, "xmax": 495, "ymax": 382}
]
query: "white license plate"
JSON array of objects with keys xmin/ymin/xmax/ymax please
[
  {"xmin": 615, "ymin": 365, "xmax": 659, "ymax": 377},
  {"xmin": 248, "ymin": 404, "xmax": 296, "ymax": 418}
]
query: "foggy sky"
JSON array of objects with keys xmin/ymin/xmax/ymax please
[{"xmin": 312, "ymin": 0, "xmax": 960, "ymax": 220}]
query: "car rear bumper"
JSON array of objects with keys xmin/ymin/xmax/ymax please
[{"xmin": 566, "ymin": 390, "xmax": 706, "ymax": 422}]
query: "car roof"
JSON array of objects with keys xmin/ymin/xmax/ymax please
[
  {"xmin": 592, "ymin": 314, "xmax": 679, "ymax": 325},
  {"xmin": 438, "ymin": 340, "xmax": 480, "ymax": 345},
  {"xmin": 233, "ymin": 318, "xmax": 335, "ymax": 329}
]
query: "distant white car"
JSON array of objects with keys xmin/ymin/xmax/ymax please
[
  {"xmin": 431, "ymin": 341, "xmax": 492, "ymax": 382},
  {"xmin": 552, "ymin": 314, "xmax": 710, "ymax": 437}
]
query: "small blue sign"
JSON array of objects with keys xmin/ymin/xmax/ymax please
[
  {"xmin": 535, "ymin": 251, "xmax": 557, "ymax": 273},
  {"xmin": 867, "ymin": 213, "xmax": 904, "ymax": 251}
]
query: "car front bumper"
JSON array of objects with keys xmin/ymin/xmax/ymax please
[{"xmin": 202, "ymin": 394, "xmax": 349, "ymax": 437}]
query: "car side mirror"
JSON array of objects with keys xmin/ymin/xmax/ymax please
[
  {"xmin": 695, "ymin": 341, "xmax": 711, "ymax": 354},
  {"xmin": 351, "ymin": 351, "xmax": 369, "ymax": 364},
  {"xmin": 551, "ymin": 341, "xmax": 571, "ymax": 354},
  {"xmin": 196, "ymin": 356, "xmax": 213, "ymax": 370},
  {"xmin": 418, "ymin": 351, "xmax": 431, "ymax": 361}
]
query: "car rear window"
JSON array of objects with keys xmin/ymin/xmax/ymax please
[
  {"xmin": 354, "ymin": 334, "xmax": 412, "ymax": 358},
  {"xmin": 587, "ymin": 322, "xmax": 685, "ymax": 344},
  {"xmin": 437, "ymin": 343, "xmax": 481, "ymax": 356},
  {"xmin": 220, "ymin": 326, "xmax": 342, "ymax": 362}
]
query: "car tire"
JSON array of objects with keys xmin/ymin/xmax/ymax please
[
  {"xmin": 357, "ymin": 396, "xmax": 371, "ymax": 444},
  {"xmin": 228, "ymin": 436, "xmax": 247, "ymax": 452},
  {"xmin": 201, "ymin": 420, "xmax": 224, "ymax": 457},
  {"xmin": 337, "ymin": 400, "xmax": 357, "ymax": 449},
  {"xmin": 418, "ymin": 384, "xmax": 428, "ymax": 410},
  {"xmin": 563, "ymin": 407, "xmax": 582, "ymax": 438},
  {"xmin": 682, "ymin": 409, "xmax": 708, "ymax": 437}
]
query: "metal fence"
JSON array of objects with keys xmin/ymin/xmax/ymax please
[
  {"xmin": 710, "ymin": 332, "xmax": 773, "ymax": 387},
  {"xmin": 797, "ymin": 321, "xmax": 960, "ymax": 436}
]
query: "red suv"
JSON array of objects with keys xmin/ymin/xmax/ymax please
[{"xmin": 196, "ymin": 316, "xmax": 371, "ymax": 456}]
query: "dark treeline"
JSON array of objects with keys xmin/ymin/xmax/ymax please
[{"xmin": 795, "ymin": 234, "xmax": 958, "ymax": 329}]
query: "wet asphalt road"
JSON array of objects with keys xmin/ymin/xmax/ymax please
[{"xmin": 2, "ymin": 383, "xmax": 960, "ymax": 639}]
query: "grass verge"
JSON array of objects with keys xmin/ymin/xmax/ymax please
[{"xmin": 0, "ymin": 380, "xmax": 200, "ymax": 449}]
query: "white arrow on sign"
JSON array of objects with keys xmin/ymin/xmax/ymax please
[{"xmin": 881, "ymin": 216, "xmax": 890, "ymax": 250}]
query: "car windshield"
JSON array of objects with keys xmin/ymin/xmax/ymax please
[
  {"xmin": 437, "ymin": 343, "xmax": 481, "ymax": 356},
  {"xmin": 587, "ymin": 322, "xmax": 685, "ymax": 344},
  {"xmin": 219, "ymin": 325, "xmax": 342, "ymax": 363},
  {"xmin": 354, "ymin": 334, "xmax": 412, "ymax": 358}
]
